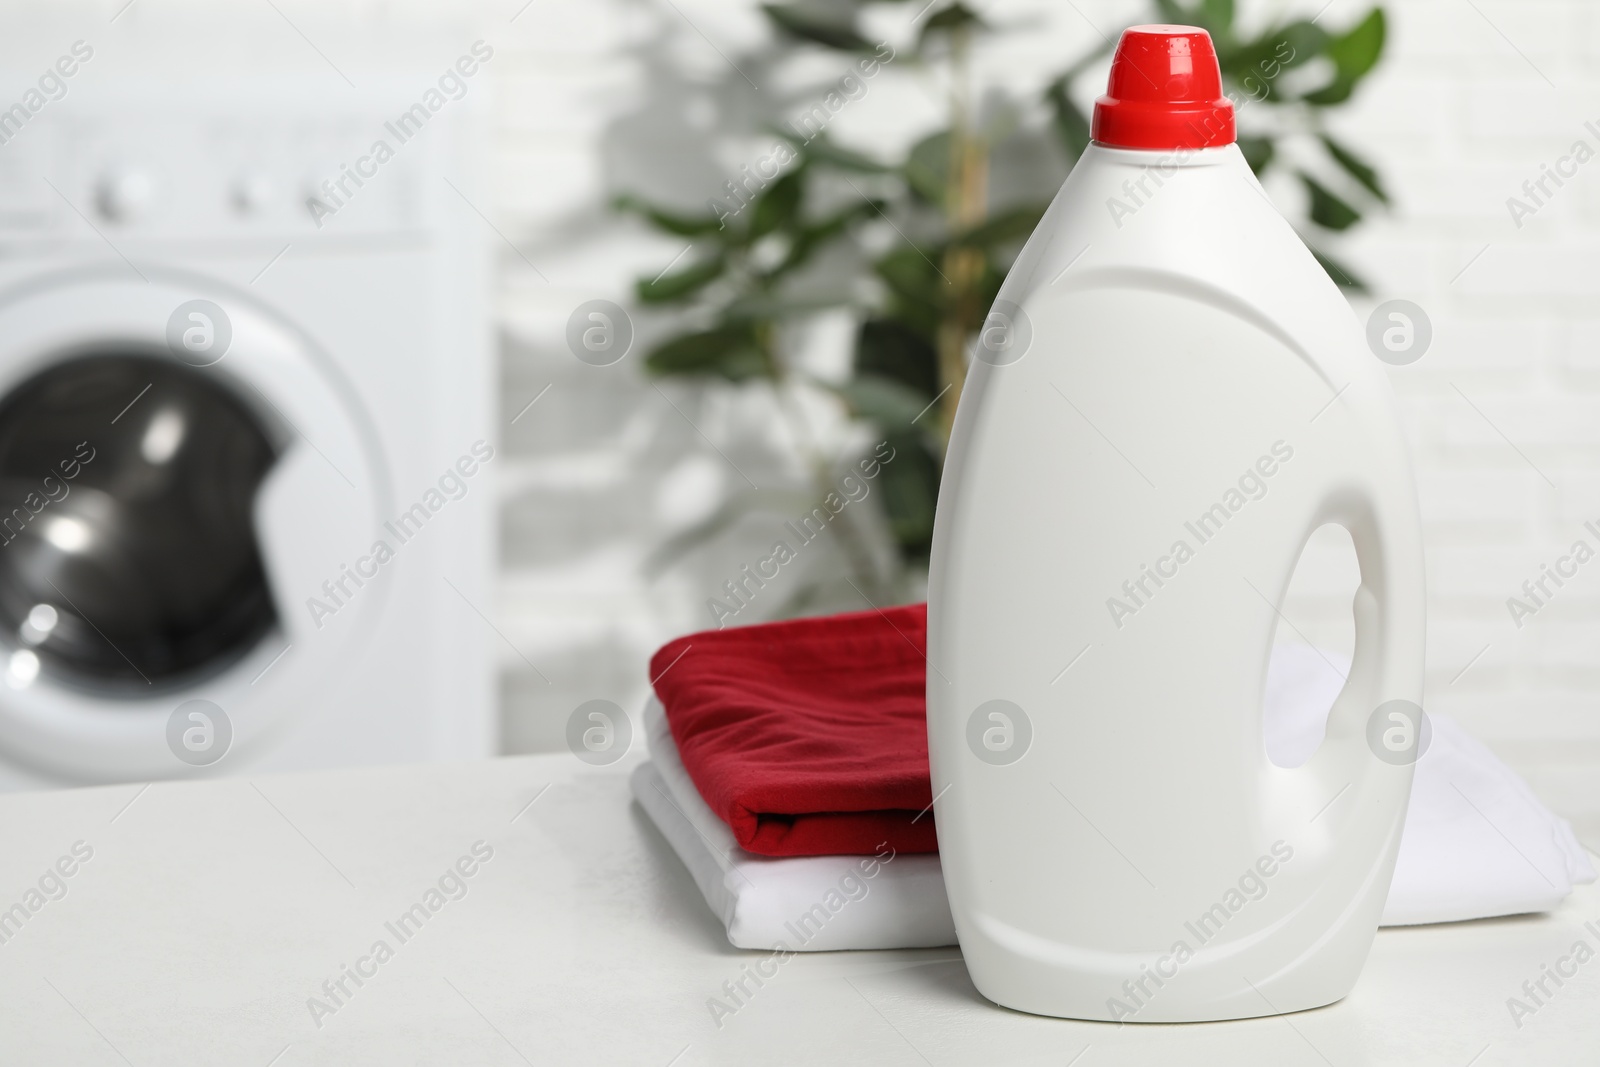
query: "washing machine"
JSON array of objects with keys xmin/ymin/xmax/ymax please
[{"xmin": 0, "ymin": 72, "xmax": 494, "ymax": 788}]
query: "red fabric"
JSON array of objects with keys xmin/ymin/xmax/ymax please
[{"xmin": 648, "ymin": 603, "xmax": 935, "ymax": 857}]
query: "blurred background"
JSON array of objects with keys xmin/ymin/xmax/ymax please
[
  {"xmin": 0, "ymin": 0, "xmax": 1593, "ymax": 843},
  {"xmin": 495, "ymin": 0, "xmax": 1600, "ymax": 842}
]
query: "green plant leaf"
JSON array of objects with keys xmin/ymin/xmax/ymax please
[
  {"xmin": 1307, "ymin": 244, "xmax": 1367, "ymax": 291},
  {"xmin": 1153, "ymin": 0, "xmax": 1189, "ymax": 23},
  {"xmin": 645, "ymin": 325, "xmax": 769, "ymax": 381},
  {"xmin": 1300, "ymin": 78, "xmax": 1355, "ymax": 106},
  {"xmin": 1300, "ymin": 172, "xmax": 1361, "ymax": 231},
  {"xmin": 874, "ymin": 247, "xmax": 944, "ymax": 340},
  {"xmin": 750, "ymin": 169, "xmax": 804, "ymax": 238},
  {"xmin": 1301, "ymin": 8, "xmax": 1385, "ymax": 105},
  {"xmin": 1237, "ymin": 134, "xmax": 1275, "ymax": 176},
  {"xmin": 761, "ymin": 3, "xmax": 873, "ymax": 51},
  {"xmin": 976, "ymin": 261, "xmax": 1005, "ymax": 320},
  {"xmin": 1199, "ymin": 0, "xmax": 1234, "ymax": 36},
  {"xmin": 1327, "ymin": 8, "xmax": 1385, "ymax": 81},
  {"xmin": 904, "ymin": 131, "xmax": 950, "ymax": 204},
  {"xmin": 722, "ymin": 293, "xmax": 844, "ymax": 322},
  {"xmin": 613, "ymin": 194, "xmax": 728, "ymax": 237},
  {"xmin": 1271, "ymin": 20, "xmax": 1327, "ymax": 69},
  {"xmin": 1320, "ymin": 134, "xmax": 1388, "ymax": 203},
  {"xmin": 636, "ymin": 255, "xmax": 725, "ymax": 303},
  {"xmin": 1222, "ymin": 21, "xmax": 1325, "ymax": 102},
  {"xmin": 777, "ymin": 197, "xmax": 882, "ymax": 274},
  {"xmin": 829, "ymin": 374, "xmax": 935, "ymax": 430},
  {"xmin": 876, "ymin": 245, "xmax": 946, "ymax": 309},
  {"xmin": 854, "ymin": 317, "xmax": 939, "ymax": 397},
  {"xmin": 950, "ymin": 204, "xmax": 1046, "ymax": 249},
  {"xmin": 793, "ymin": 133, "xmax": 891, "ymax": 173},
  {"xmin": 1044, "ymin": 76, "xmax": 1091, "ymax": 162},
  {"xmin": 874, "ymin": 431, "xmax": 940, "ymax": 559}
]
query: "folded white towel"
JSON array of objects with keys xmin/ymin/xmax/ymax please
[
  {"xmin": 631, "ymin": 644, "xmax": 1595, "ymax": 950},
  {"xmin": 631, "ymin": 705, "xmax": 954, "ymax": 951}
]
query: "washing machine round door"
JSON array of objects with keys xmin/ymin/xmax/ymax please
[
  {"xmin": 0, "ymin": 355, "xmax": 278, "ymax": 689},
  {"xmin": 0, "ymin": 270, "xmax": 389, "ymax": 781}
]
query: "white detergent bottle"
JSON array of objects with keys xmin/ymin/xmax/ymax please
[{"xmin": 925, "ymin": 25, "xmax": 1425, "ymax": 1022}]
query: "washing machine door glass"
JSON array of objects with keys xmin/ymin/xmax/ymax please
[{"xmin": 0, "ymin": 353, "xmax": 278, "ymax": 693}]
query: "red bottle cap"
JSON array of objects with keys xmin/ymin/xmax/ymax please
[{"xmin": 1092, "ymin": 25, "xmax": 1235, "ymax": 151}]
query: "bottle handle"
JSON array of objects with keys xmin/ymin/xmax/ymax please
[{"xmin": 1296, "ymin": 467, "xmax": 1426, "ymax": 819}]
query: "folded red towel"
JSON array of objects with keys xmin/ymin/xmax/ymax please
[{"xmin": 648, "ymin": 603, "xmax": 935, "ymax": 857}]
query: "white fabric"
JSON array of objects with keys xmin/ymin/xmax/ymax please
[
  {"xmin": 631, "ymin": 644, "xmax": 1595, "ymax": 950},
  {"xmin": 1262, "ymin": 645, "xmax": 1595, "ymax": 924},
  {"xmin": 631, "ymin": 701, "xmax": 954, "ymax": 950}
]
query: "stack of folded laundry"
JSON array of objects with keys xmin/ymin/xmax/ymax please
[{"xmin": 631, "ymin": 604, "xmax": 1596, "ymax": 951}]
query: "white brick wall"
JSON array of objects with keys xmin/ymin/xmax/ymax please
[{"xmin": 488, "ymin": 0, "xmax": 1600, "ymax": 836}]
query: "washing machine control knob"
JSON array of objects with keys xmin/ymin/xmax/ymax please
[{"xmin": 95, "ymin": 169, "xmax": 155, "ymax": 223}]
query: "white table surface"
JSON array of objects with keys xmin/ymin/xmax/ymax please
[{"xmin": 1, "ymin": 751, "xmax": 1596, "ymax": 1066}]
